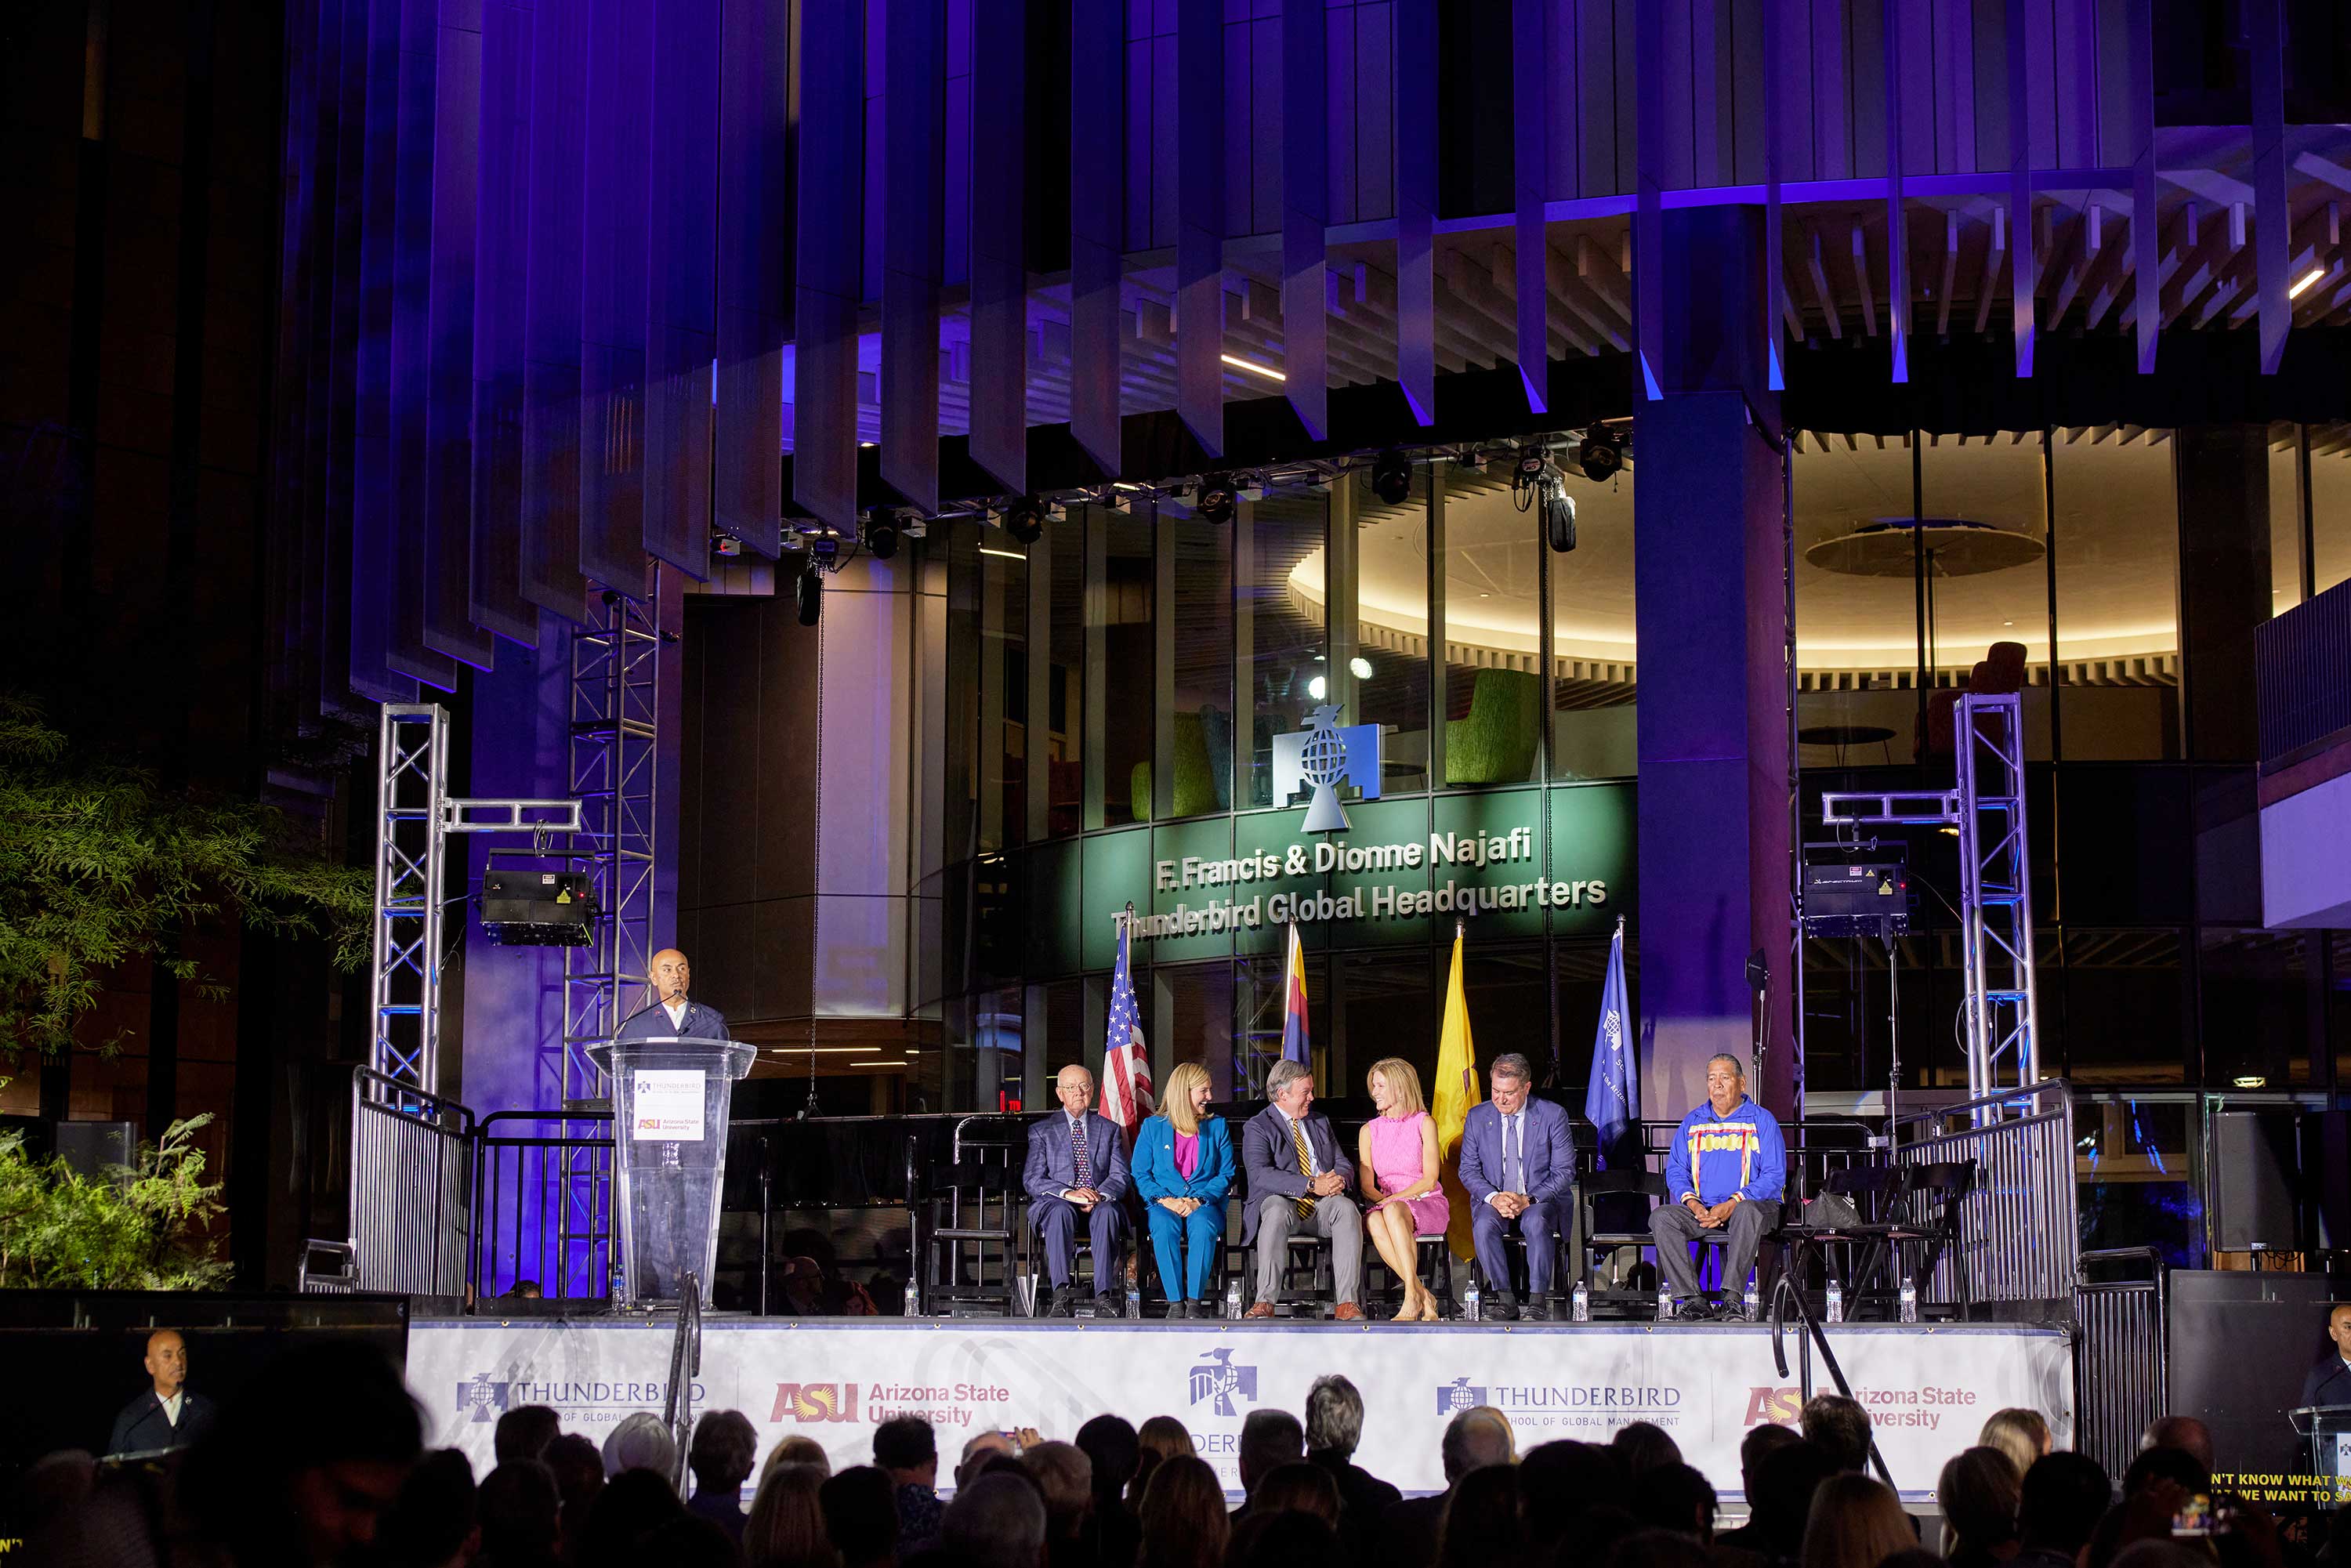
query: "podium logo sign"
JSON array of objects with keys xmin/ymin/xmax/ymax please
[
  {"xmin": 1271, "ymin": 704, "xmax": 1382, "ymax": 832},
  {"xmin": 1436, "ymin": 1378, "xmax": 1488, "ymax": 1415},
  {"xmin": 1187, "ymin": 1348, "xmax": 1259, "ymax": 1416},
  {"xmin": 771, "ymin": 1382, "xmax": 861, "ymax": 1423},
  {"xmin": 631, "ymin": 1067, "xmax": 707, "ymax": 1141},
  {"xmin": 458, "ymin": 1372, "xmax": 513, "ymax": 1423}
]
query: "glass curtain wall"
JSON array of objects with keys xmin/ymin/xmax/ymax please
[
  {"xmin": 1547, "ymin": 456, "xmax": 1637, "ymax": 780},
  {"xmin": 1241, "ymin": 489, "xmax": 1328, "ymax": 808}
]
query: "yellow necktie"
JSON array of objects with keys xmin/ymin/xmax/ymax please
[{"xmin": 1291, "ymin": 1119, "xmax": 1317, "ymax": 1218}]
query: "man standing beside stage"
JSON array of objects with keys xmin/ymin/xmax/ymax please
[
  {"xmin": 107, "ymin": 1328, "xmax": 216, "ymax": 1456},
  {"xmin": 1650, "ymin": 1052, "xmax": 1784, "ymax": 1319},
  {"xmin": 1024, "ymin": 1064, "xmax": 1132, "ymax": 1314},
  {"xmin": 1240, "ymin": 1059, "xmax": 1364, "ymax": 1320},
  {"xmin": 1458, "ymin": 1053, "xmax": 1576, "ymax": 1320},
  {"xmin": 614, "ymin": 948, "xmax": 730, "ymax": 1041}
]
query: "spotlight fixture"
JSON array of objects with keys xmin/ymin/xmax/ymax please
[
  {"xmin": 710, "ymin": 531, "xmax": 744, "ymax": 559},
  {"xmin": 1456, "ymin": 447, "xmax": 1486, "ymax": 473},
  {"xmin": 1369, "ymin": 447, "xmax": 1412, "ymax": 505},
  {"xmin": 795, "ymin": 563, "xmax": 823, "ymax": 626},
  {"xmin": 1002, "ymin": 495, "xmax": 1049, "ymax": 545},
  {"xmin": 1194, "ymin": 474, "xmax": 1237, "ymax": 524},
  {"xmin": 863, "ymin": 510, "xmax": 900, "ymax": 560},
  {"xmin": 1577, "ymin": 430, "xmax": 1624, "ymax": 483}
]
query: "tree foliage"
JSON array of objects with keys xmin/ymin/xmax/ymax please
[
  {"xmin": 0, "ymin": 691, "xmax": 372, "ymax": 1059},
  {"xmin": 0, "ymin": 1114, "xmax": 232, "ymax": 1290}
]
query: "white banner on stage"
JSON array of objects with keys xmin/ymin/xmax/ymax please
[{"xmin": 410, "ymin": 1319, "xmax": 2073, "ymax": 1500}]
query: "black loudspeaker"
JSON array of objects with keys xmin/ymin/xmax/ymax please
[
  {"xmin": 2209, "ymin": 1110, "xmax": 2298, "ymax": 1251},
  {"xmin": 55, "ymin": 1120, "xmax": 136, "ymax": 1181},
  {"xmin": 2166, "ymin": 1270, "xmax": 2336, "ymax": 1479},
  {"xmin": 2308, "ymin": 1110, "xmax": 2350, "ymax": 1250}
]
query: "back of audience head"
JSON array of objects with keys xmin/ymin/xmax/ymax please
[
  {"xmin": 2109, "ymin": 1544, "xmax": 2213, "ymax": 1568},
  {"xmin": 875, "ymin": 1416, "xmax": 940, "ymax": 1485},
  {"xmin": 479, "ymin": 1458, "xmax": 563, "ymax": 1566},
  {"xmin": 1738, "ymin": 1422, "xmax": 1802, "ymax": 1494},
  {"xmin": 1800, "ymin": 1394, "xmax": 1874, "ymax": 1474},
  {"xmin": 1239, "ymin": 1409, "xmax": 1306, "ymax": 1495},
  {"xmin": 691, "ymin": 1409, "xmax": 759, "ymax": 1498},
  {"xmin": 1609, "ymin": 1421, "xmax": 1683, "ymax": 1477},
  {"xmin": 1630, "ymin": 1462, "xmax": 1715, "ymax": 1541},
  {"xmin": 1939, "ymin": 1446, "xmax": 2023, "ymax": 1555},
  {"xmin": 1801, "ymin": 1472, "xmax": 1913, "ymax": 1568},
  {"xmin": 820, "ymin": 1465, "xmax": 903, "ymax": 1568},
  {"xmin": 958, "ymin": 1430, "xmax": 1016, "ymax": 1490},
  {"xmin": 1242, "ymin": 1510, "xmax": 1344, "ymax": 1568},
  {"xmin": 1250, "ymin": 1462, "xmax": 1340, "ymax": 1524},
  {"xmin": 543, "ymin": 1432, "xmax": 607, "ymax": 1548},
  {"xmin": 747, "ymin": 1462, "xmax": 836, "ymax": 1568},
  {"xmin": 2139, "ymin": 1416, "xmax": 2215, "ymax": 1478},
  {"xmin": 498, "ymin": 1404, "xmax": 563, "ymax": 1465},
  {"xmin": 1075, "ymin": 1414, "xmax": 1140, "ymax": 1512},
  {"xmin": 1748, "ymin": 1440, "xmax": 1839, "ymax": 1558},
  {"xmin": 1518, "ymin": 1440, "xmax": 1623, "ymax": 1550},
  {"xmin": 179, "ymin": 1337, "xmax": 426, "ymax": 1567},
  {"xmin": 1436, "ymin": 1465, "xmax": 1525, "ymax": 1568},
  {"xmin": 1133, "ymin": 1415, "xmax": 1197, "ymax": 1506},
  {"xmin": 2020, "ymin": 1451, "xmax": 2113, "ymax": 1556},
  {"xmin": 1440, "ymin": 1407, "xmax": 1515, "ymax": 1483},
  {"xmin": 1304, "ymin": 1375, "xmax": 1367, "ymax": 1459},
  {"xmin": 1137, "ymin": 1455, "xmax": 1229, "ymax": 1568},
  {"xmin": 602, "ymin": 1410, "xmax": 679, "ymax": 1486},
  {"xmin": 1882, "ymin": 1551, "xmax": 1950, "ymax": 1568},
  {"xmin": 944, "ymin": 1471, "xmax": 1050, "ymax": 1568},
  {"xmin": 1601, "ymin": 1526, "xmax": 1713, "ymax": 1568},
  {"xmin": 1023, "ymin": 1440, "xmax": 1093, "ymax": 1537},
  {"xmin": 2121, "ymin": 1443, "xmax": 2208, "ymax": 1500},
  {"xmin": 1980, "ymin": 1408, "xmax": 2052, "ymax": 1479},
  {"xmin": 381, "ymin": 1448, "xmax": 479, "ymax": 1568},
  {"xmin": 578, "ymin": 1468, "xmax": 686, "ymax": 1568},
  {"xmin": 637, "ymin": 1512, "xmax": 741, "ymax": 1568},
  {"xmin": 767, "ymin": 1434, "xmax": 835, "ymax": 1484}
]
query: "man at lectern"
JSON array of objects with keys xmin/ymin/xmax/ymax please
[
  {"xmin": 615, "ymin": 948, "xmax": 731, "ymax": 1041},
  {"xmin": 2302, "ymin": 1302, "xmax": 2351, "ymax": 1408}
]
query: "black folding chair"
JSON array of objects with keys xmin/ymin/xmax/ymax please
[
  {"xmin": 1900, "ymin": 1159, "xmax": 1978, "ymax": 1319},
  {"xmin": 920, "ymin": 1117, "xmax": 1027, "ymax": 1316},
  {"xmin": 1577, "ymin": 1170, "xmax": 1667, "ymax": 1316}
]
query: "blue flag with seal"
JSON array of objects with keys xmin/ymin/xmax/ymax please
[{"xmin": 1584, "ymin": 916, "xmax": 1639, "ymax": 1169}]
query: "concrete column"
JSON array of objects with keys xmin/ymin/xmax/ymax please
[
  {"xmin": 1634, "ymin": 206, "xmax": 1795, "ymax": 1123},
  {"xmin": 2172, "ymin": 425, "xmax": 2272, "ymax": 764}
]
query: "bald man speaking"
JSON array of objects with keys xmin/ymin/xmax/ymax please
[
  {"xmin": 108, "ymin": 1328, "xmax": 216, "ymax": 1455},
  {"xmin": 614, "ymin": 949, "xmax": 730, "ymax": 1041}
]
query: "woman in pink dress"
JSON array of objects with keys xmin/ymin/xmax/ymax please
[{"xmin": 1356, "ymin": 1057, "xmax": 1448, "ymax": 1321}]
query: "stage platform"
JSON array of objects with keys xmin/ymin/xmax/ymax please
[{"xmin": 411, "ymin": 1315, "xmax": 2072, "ymax": 1500}]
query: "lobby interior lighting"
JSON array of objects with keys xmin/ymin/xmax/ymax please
[
  {"xmin": 1348, "ymin": 656, "xmax": 1373, "ymax": 679},
  {"xmin": 851, "ymin": 1060, "xmax": 910, "ymax": 1070},
  {"xmin": 1220, "ymin": 353, "xmax": 1285, "ymax": 382},
  {"xmin": 978, "ymin": 545, "xmax": 1027, "ymax": 561},
  {"xmin": 2290, "ymin": 267, "xmax": 2326, "ymax": 299},
  {"xmin": 2232, "ymin": 1074, "xmax": 2267, "ymax": 1088},
  {"xmin": 1307, "ymin": 675, "xmax": 1328, "ymax": 699}
]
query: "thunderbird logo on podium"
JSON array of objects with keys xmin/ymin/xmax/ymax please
[
  {"xmin": 458, "ymin": 1372, "xmax": 512, "ymax": 1423},
  {"xmin": 1187, "ymin": 1348, "xmax": 1259, "ymax": 1416},
  {"xmin": 1272, "ymin": 705, "xmax": 1382, "ymax": 832}
]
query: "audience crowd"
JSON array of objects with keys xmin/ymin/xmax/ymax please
[{"xmin": 20, "ymin": 1340, "xmax": 2351, "ymax": 1568}]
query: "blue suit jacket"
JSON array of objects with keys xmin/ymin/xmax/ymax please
[
  {"xmin": 1023, "ymin": 1111, "xmax": 1132, "ymax": 1204},
  {"xmin": 1238, "ymin": 1105, "xmax": 1357, "ymax": 1244},
  {"xmin": 1132, "ymin": 1116, "xmax": 1235, "ymax": 1206},
  {"xmin": 1458, "ymin": 1097, "xmax": 1577, "ymax": 1205},
  {"xmin": 614, "ymin": 998, "xmax": 731, "ymax": 1041}
]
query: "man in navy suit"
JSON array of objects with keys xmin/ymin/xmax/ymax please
[
  {"xmin": 2302, "ymin": 1302, "xmax": 2351, "ymax": 1409},
  {"xmin": 1023, "ymin": 1063, "xmax": 1131, "ymax": 1313},
  {"xmin": 107, "ymin": 1328, "xmax": 216, "ymax": 1456},
  {"xmin": 1239, "ymin": 1059, "xmax": 1364, "ymax": 1320},
  {"xmin": 1458, "ymin": 1052, "xmax": 1577, "ymax": 1320},
  {"xmin": 614, "ymin": 949, "xmax": 731, "ymax": 1041}
]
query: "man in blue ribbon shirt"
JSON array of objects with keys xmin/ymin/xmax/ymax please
[{"xmin": 1650, "ymin": 1052, "xmax": 1784, "ymax": 1320}]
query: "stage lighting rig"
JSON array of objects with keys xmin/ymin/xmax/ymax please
[
  {"xmin": 1369, "ymin": 447, "xmax": 1412, "ymax": 505},
  {"xmin": 863, "ymin": 509, "xmax": 901, "ymax": 560},
  {"xmin": 1512, "ymin": 449, "xmax": 1578, "ymax": 554},
  {"xmin": 1577, "ymin": 429, "xmax": 1624, "ymax": 482},
  {"xmin": 1194, "ymin": 474, "xmax": 1238, "ymax": 524},
  {"xmin": 1001, "ymin": 495, "xmax": 1049, "ymax": 545}
]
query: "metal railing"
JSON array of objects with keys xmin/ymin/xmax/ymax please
[
  {"xmin": 1894, "ymin": 1080, "xmax": 2078, "ymax": 1309},
  {"xmin": 2256, "ymin": 576, "xmax": 2351, "ymax": 769},
  {"xmin": 350, "ymin": 1066, "xmax": 475, "ymax": 1295},
  {"xmin": 664, "ymin": 1270, "xmax": 703, "ymax": 1493},
  {"xmin": 2075, "ymin": 1248, "xmax": 2168, "ymax": 1480},
  {"xmin": 475, "ymin": 1110, "xmax": 615, "ymax": 1301}
]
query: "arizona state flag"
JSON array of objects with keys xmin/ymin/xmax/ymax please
[
  {"xmin": 1279, "ymin": 921, "xmax": 1311, "ymax": 1063},
  {"xmin": 1430, "ymin": 923, "xmax": 1484, "ymax": 1261}
]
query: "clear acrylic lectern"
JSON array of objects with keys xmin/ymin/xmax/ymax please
[{"xmin": 586, "ymin": 1034, "xmax": 755, "ymax": 1308}]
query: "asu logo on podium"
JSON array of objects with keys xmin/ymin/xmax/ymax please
[
  {"xmin": 771, "ymin": 1382, "xmax": 862, "ymax": 1423},
  {"xmin": 1270, "ymin": 704, "xmax": 1382, "ymax": 832}
]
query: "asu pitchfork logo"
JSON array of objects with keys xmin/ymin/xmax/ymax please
[{"xmin": 772, "ymin": 1382, "xmax": 862, "ymax": 1423}]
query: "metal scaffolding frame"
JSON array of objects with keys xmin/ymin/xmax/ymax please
[
  {"xmin": 558, "ymin": 568, "xmax": 667, "ymax": 1104},
  {"xmin": 1817, "ymin": 692, "xmax": 2042, "ymax": 1111}
]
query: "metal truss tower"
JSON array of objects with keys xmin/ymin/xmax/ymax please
[
  {"xmin": 560, "ymin": 566, "xmax": 667, "ymax": 1102},
  {"xmin": 371, "ymin": 706, "xmax": 451, "ymax": 1094},
  {"xmin": 1817, "ymin": 692, "xmax": 2042, "ymax": 1111}
]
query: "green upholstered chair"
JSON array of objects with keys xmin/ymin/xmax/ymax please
[
  {"xmin": 1444, "ymin": 668, "xmax": 1541, "ymax": 785},
  {"xmin": 1129, "ymin": 709, "xmax": 1225, "ymax": 820}
]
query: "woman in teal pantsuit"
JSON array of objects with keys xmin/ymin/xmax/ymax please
[{"xmin": 1130, "ymin": 1062, "xmax": 1233, "ymax": 1317}]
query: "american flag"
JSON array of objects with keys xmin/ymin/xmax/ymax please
[{"xmin": 1100, "ymin": 920, "xmax": 1154, "ymax": 1140}]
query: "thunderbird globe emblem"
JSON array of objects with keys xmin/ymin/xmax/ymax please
[{"xmin": 1271, "ymin": 705, "xmax": 1382, "ymax": 833}]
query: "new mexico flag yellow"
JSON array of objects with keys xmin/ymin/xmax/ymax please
[{"xmin": 1431, "ymin": 924, "xmax": 1483, "ymax": 1261}]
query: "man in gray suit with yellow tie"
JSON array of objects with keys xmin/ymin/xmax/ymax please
[
  {"xmin": 1239, "ymin": 1059, "xmax": 1364, "ymax": 1320},
  {"xmin": 1023, "ymin": 1063, "xmax": 1131, "ymax": 1314}
]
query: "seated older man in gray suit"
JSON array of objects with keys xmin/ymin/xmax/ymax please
[{"xmin": 1239, "ymin": 1059, "xmax": 1364, "ymax": 1320}]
